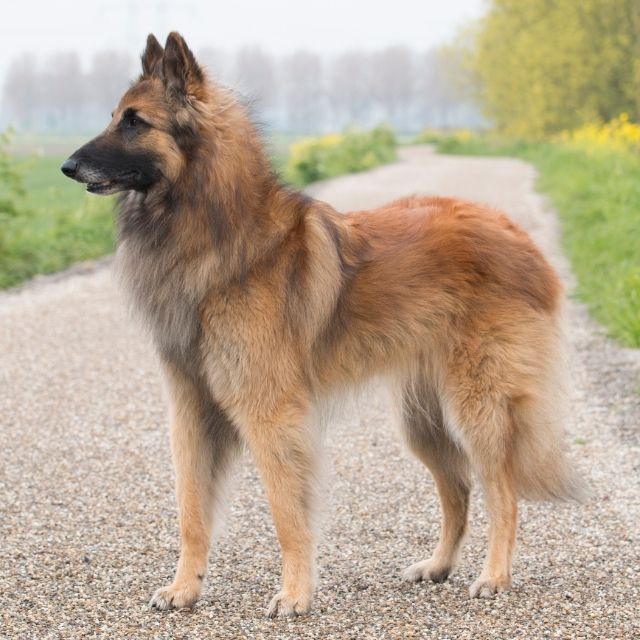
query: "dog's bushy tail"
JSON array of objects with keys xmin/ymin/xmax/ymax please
[
  {"xmin": 510, "ymin": 337, "xmax": 587, "ymax": 502},
  {"xmin": 512, "ymin": 403, "xmax": 587, "ymax": 502}
]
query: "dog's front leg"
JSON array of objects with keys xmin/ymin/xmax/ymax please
[
  {"xmin": 150, "ymin": 362, "xmax": 240, "ymax": 610},
  {"xmin": 243, "ymin": 402, "xmax": 320, "ymax": 618}
]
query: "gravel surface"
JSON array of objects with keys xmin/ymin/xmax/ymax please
[{"xmin": 1, "ymin": 146, "xmax": 638, "ymax": 639}]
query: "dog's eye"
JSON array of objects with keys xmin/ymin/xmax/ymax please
[{"xmin": 119, "ymin": 110, "xmax": 146, "ymax": 132}]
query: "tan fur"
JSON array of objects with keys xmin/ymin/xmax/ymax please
[{"xmin": 69, "ymin": 33, "xmax": 584, "ymax": 617}]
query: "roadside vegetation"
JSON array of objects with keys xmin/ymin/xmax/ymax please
[
  {"xmin": 284, "ymin": 126, "xmax": 396, "ymax": 186},
  {"xmin": 0, "ymin": 137, "xmax": 114, "ymax": 289}
]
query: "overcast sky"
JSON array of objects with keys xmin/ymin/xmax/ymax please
[{"xmin": 0, "ymin": 0, "xmax": 485, "ymax": 74}]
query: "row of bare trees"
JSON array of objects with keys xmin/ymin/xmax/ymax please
[{"xmin": 1, "ymin": 46, "xmax": 482, "ymax": 134}]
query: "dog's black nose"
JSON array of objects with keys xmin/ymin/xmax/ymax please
[{"xmin": 61, "ymin": 158, "xmax": 78, "ymax": 177}]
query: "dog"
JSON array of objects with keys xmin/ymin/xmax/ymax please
[{"xmin": 61, "ymin": 32, "xmax": 584, "ymax": 617}]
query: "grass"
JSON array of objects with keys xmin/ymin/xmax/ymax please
[
  {"xmin": 426, "ymin": 133, "xmax": 640, "ymax": 348},
  {"xmin": 0, "ymin": 155, "xmax": 115, "ymax": 289}
]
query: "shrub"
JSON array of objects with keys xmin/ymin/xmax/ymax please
[
  {"xmin": 0, "ymin": 150, "xmax": 116, "ymax": 290},
  {"xmin": 0, "ymin": 130, "xmax": 26, "ymax": 233},
  {"xmin": 285, "ymin": 126, "xmax": 397, "ymax": 186}
]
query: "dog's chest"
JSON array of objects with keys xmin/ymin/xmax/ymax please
[{"xmin": 115, "ymin": 239, "xmax": 202, "ymax": 369}]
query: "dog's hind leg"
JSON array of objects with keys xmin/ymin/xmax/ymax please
[
  {"xmin": 468, "ymin": 454, "xmax": 517, "ymax": 598},
  {"xmin": 444, "ymin": 375, "xmax": 518, "ymax": 598},
  {"xmin": 399, "ymin": 379, "xmax": 472, "ymax": 584},
  {"xmin": 149, "ymin": 362, "xmax": 241, "ymax": 610},
  {"xmin": 240, "ymin": 398, "xmax": 320, "ymax": 618}
]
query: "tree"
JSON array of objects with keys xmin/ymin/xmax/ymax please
[
  {"xmin": 328, "ymin": 51, "xmax": 372, "ymax": 128},
  {"xmin": 370, "ymin": 47, "xmax": 415, "ymax": 130},
  {"xmin": 88, "ymin": 51, "xmax": 134, "ymax": 118},
  {"xmin": 416, "ymin": 48, "xmax": 463, "ymax": 129},
  {"xmin": 471, "ymin": 0, "xmax": 640, "ymax": 137},
  {"xmin": 43, "ymin": 52, "xmax": 86, "ymax": 132},
  {"xmin": 0, "ymin": 130, "xmax": 25, "ymax": 249},
  {"xmin": 283, "ymin": 51, "xmax": 324, "ymax": 134},
  {"xmin": 234, "ymin": 46, "xmax": 277, "ymax": 114},
  {"xmin": 2, "ymin": 54, "xmax": 41, "ymax": 129}
]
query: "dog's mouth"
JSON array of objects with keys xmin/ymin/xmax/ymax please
[
  {"xmin": 85, "ymin": 171, "xmax": 140, "ymax": 195},
  {"xmin": 86, "ymin": 179, "xmax": 121, "ymax": 194}
]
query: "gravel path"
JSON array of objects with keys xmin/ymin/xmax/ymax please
[{"xmin": 1, "ymin": 146, "xmax": 638, "ymax": 639}]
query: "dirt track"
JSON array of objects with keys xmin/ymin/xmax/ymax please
[{"xmin": 1, "ymin": 146, "xmax": 639, "ymax": 639}]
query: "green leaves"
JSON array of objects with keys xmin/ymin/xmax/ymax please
[
  {"xmin": 0, "ymin": 129, "xmax": 25, "ymax": 220},
  {"xmin": 471, "ymin": 0, "xmax": 640, "ymax": 137},
  {"xmin": 0, "ymin": 152, "xmax": 115, "ymax": 289},
  {"xmin": 284, "ymin": 126, "xmax": 397, "ymax": 186}
]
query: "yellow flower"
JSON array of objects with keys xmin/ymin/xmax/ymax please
[{"xmin": 562, "ymin": 115, "xmax": 640, "ymax": 154}]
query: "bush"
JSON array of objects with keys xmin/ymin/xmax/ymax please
[
  {"xmin": 285, "ymin": 126, "xmax": 397, "ymax": 186},
  {"xmin": 0, "ymin": 189, "xmax": 115, "ymax": 290},
  {"xmin": 0, "ymin": 152, "xmax": 116, "ymax": 290},
  {"xmin": 413, "ymin": 128, "xmax": 474, "ymax": 146},
  {"xmin": 0, "ymin": 130, "xmax": 26, "ymax": 239}
]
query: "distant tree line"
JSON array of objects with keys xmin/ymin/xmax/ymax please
[
  {"xmin": 1, "ymin": 46, "xmax": 483, "ymax": 134},
  {"xmin": 2, "ymin": 51, "xmax": 134, "ymax": 134},
  {"xmin": 466, "ymin": 0, "xmax": 640, "ymax": 137}
]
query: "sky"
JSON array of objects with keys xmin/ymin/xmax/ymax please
[{"xmin": 0, "ymin": 0, "xmax": 486, "ymax": 77}]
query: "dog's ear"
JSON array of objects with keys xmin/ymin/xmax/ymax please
[
  {"xmin": 163, "ymin": 32, "xmax": 204, "ymax": 101},
  {"xmin": 141, "ymin": 34, "xmax": 164, "ymax": 79}
]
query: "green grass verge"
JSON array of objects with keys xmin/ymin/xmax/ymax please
[
  {"xmin": 429, "ymin": 134, "xmax": 640, "ymax": 348},
  {"xmin": 0, "ymin": 156, "xmax": 115, "ymax": 289}
]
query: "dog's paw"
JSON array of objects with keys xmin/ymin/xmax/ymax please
[
  {"xmin": 266, "ymin": 590, "xmax": 312, "ymax": 618},
  {"xmin": 402, "ymin": 559, "xmax": 451, "ymax": 584},
  {"xmin": 149, "ymin": 583, "xmax": 200, "ymax": 610},
  {"xmin": 469, "ymin": 575, "xmax": 511, "ymax": 599}
]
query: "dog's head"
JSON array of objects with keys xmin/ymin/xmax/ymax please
[{"xmin": 61, "ymin": 32, "xmax": 208, "ymax": 195}]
